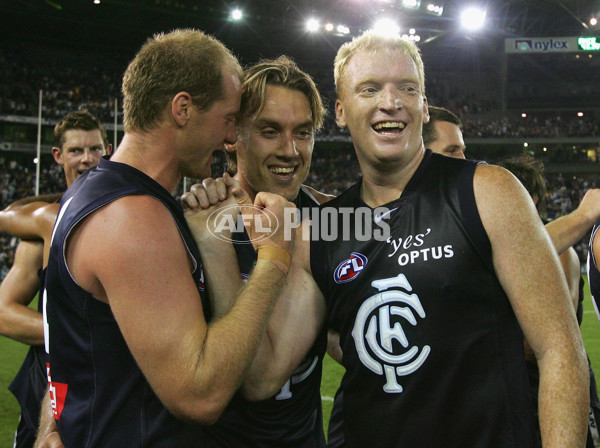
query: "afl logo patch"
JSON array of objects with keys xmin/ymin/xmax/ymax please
[{"xmin": 334, "ymin": 252, "xmax": 368, "ymax": 284}]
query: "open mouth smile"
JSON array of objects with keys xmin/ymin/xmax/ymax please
[
  {"xmin": 269, "ymin": 165, "xmax": 298, "ymax": 179},
  {"xmin": 372, "ymin": 121, "xmax": 406, "ymax": 133}
]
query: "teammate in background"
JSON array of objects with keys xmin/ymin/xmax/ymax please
[
  {"xmin": 589, "ymin": 217, "xmax": 600, "ymax": 321},
  {"xmin": 38, "ymin": 29, "xmax": 293, "ymax": 446},
  {"xmin": 422, "ymin": 105, "xmax": 466, "ymax": 159},
  {"xmin": 304, "ymin": 31, "xmax": 587, "ymax": 446},
  {"xmin": 0, "ymin": 110, "xmax": 111, "ymax": 448},
  {"xmin": 186, "ymin": 55, "xmax": 332, "ymax": 447},
  {"xmin": 424, "ymin": 106, "xmax": 600, "ymax": 256},
  {"xmin": 500, "ymin": 156, "xmax": 600, "ymax": 448}
]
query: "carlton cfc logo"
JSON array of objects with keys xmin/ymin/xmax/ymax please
[
  {"xmin": 334, "ymin": 252, "xmax": 368, "ymax": 284},
  {"xmin": 352, "ymin": 274, "xmax": 430, "ymax": 393}
]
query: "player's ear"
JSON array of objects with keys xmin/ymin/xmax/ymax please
[
  {"xmin": 422, "ymin": 97, "xmax": 430, "ymax": 124},
  {"xmin": 335, "ymin": 99, "xmax": 347, "ymax": 128},
  {"xmin": 52, "ymin": 147, "xmax": 63, "ymax": 165},
  {"xmin": 172, "ymin": 91, "xmax": 193, "ymax": 127},
  {"xmin": 105, "ymin": 144, "xmax": 114, "ymax": 156}
]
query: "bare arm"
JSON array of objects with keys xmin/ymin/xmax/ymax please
[
  {"xmin": 33, "ymin": 390, "xmax": 63, "ymax": 448},
  {"xmin": 6, "ymin": 194, "xmax": 62, "ymax": 209},
  {"xmin": 0, "ymin": 201, "xmax": 59, "ymax": 246},
  {"xmin": 182, "ymin": 178, "xmax": 326, "ymax": 400},
  {"xmin": 182, "ymin": 176, "xmax": 243, "ymax": 319},
  {"xmin": 68, "ymin": 192, "xmax": 292, "ymax": 424},
  {"xmin": 474, "ymin": 164, "xmax": 588, "ymax": 447},
  {"xmin": 545, "ymin": 188, "xmax": 600, "ymax": 255},
  {"xmin": 559, "ymin": 247, "xmax": 582, "ymax": 312},
  {"xmin": 239, "ymin": 237, "xmax": 326, "ymax": 400},
  {"xmin": 0, "ymin": 240, "xmax": 44, "ymax": 345}
]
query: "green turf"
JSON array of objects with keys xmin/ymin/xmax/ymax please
[
  {"xmin": 0, "ymin": 334, "xmax": 28, "ymax": 445},
  {"xmin": 1, "ymin": 280, "xmax": 598, "ymax": 445},
  {"xmin": 582, "ymin": 276, "xmax": 600, "ymax": 376}
]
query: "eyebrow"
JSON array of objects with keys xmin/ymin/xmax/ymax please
[{"xmin": 254, "ymin": 118, "xmax": 314, "ymax": 130}]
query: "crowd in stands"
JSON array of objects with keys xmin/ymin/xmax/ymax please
[
  {"xmin": 462, "ymin": 114, "xmax": 599, "ymax": 139},
  {"xmin": 3, "ymin": 47, "xmax": 598, "ymax": 143},
  {"xmin": 0, "ymin": 47, "xmax": 124, "ymax": 123},
  {"xmin": 1, "ymin": 44, "xmax": 599, "ymax": 279}
]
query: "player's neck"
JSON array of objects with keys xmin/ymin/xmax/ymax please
[
  {"xmin": 359, "ymin": 149, "xmax": 424, "ymax": 208},
  {"xmin": 235, "ymin": 172, "xmax": 257, "ymax": 203},
  {"xmin": 113, "ymin": 131, "xmax": 180, "ymax": 193}
]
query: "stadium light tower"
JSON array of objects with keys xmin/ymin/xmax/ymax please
[{"xmin": 460, "ymin": 6, "xmax": 486, "ymax": 31}]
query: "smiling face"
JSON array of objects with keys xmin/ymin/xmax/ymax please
[
  {"xmin": 335, "ymin": 49, "xmax": 429, "ymax": 170},
  {"xmin": 52, "ymin": 129, "xmax": 110, "ymax": 187},
  {"xmin": 232, "ymin": 85, "xmax": 315, "ymax": 201}
]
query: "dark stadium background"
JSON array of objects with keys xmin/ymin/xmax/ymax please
[{"xmin": 0, "ymin": 0, "xmax": 599, "ymax": 443}]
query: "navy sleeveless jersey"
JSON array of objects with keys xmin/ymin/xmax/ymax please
[
  {"xmin": 587, "ymin": 220, "xmax": 600, "ymax": 324},
  {"xmin": 205, "ymin": 185, "xmax": 326, "ymax": 448},
  {"xmin": 44, "ymin": 157, "xmax": 209, "ymax": 447},
  {"xmin": 311, "ymin": 150, "xmax": 537, "ymax": 448},
  {"xmin": 9, "ymin": 268, "xmax": 48, "ymax": 443}
]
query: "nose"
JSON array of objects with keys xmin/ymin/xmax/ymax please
[
  {"xmin": 81, "ymin": 149, "xmax": 92, "ymax": 164},
  {"xmin": 224, "ymin": 122, "xmax": 237, "ymax": 145},
  {"xmin": 379, "ymin": 89, "xmax": 398, "ymax": 112},
  {"xmin": 279, "ymin": 132, "xmax": 299, "ymax": 158}
]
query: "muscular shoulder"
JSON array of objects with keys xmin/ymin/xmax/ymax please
[
  {"xmin": 473, "ymin": 163, "xmax": 541, "ymax": 240},
  {"xmin": 473, "ymin": 163, "xmax": 532, "ymax": 206},
  {"xmin": 67, "ymin": 194, "xmax": 189, "ymax": 299},
  {"xmin": 69, "ymin": 194, "xmax": 181, "ymax": 261}
]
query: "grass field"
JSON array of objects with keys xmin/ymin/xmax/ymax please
[{"xmin": 1, "ymin": 279, "xmax": 599, "ymax": 445}]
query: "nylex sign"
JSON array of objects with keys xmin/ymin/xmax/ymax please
[
  {"xmin": 505, "ymin": 36, "xmax": 600, "ymax": 53},
  {"xmin": 505, "ymin": 37, "xmax": 574, "ymax": 53}
]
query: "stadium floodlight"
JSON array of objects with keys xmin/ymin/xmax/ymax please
[
  {"xmin": 337, "ymin": 24, "xmax": 350, "ymax": 35},
  {"xmin": 93, "ymin": 0, "xmax": 101, "ymax": 4},
  {"xmin": 409, "ymin": 28, "xmax": 416, "ymax": 34},
  {"xmin": 591, "ymin": 17, "xmax": 598, "ymax": 26},
  {"xmin": 425, "ymin": 2, "xmax": 444, "ymax": 16},
  {"xmin": 306, "ymin": 18, "xmax": 320, "ymax": 32},
  {"xmin": 230, "ymin": 8, "xmax": 243, "ymax": 21},
  {"xmin": 460, "ymin": 6, "xmax": 486, "ymax": 31},
  {"xmin": 372, "ymin": 18, "xmax": 401, "ymax": 37},
  {"xmin": 578, "ymin": 112, "xmax": 584, "ymax": 117},
  {"xmin": 325, "ymin": 22, "xmax": 334, "ymax": 32},
  {"xmin": 402, "ymin": 0, "xmax": 420, "ymax": 10},
  {"xmin": 521, "ymin": 113, "xmax": 527, "ymax": 117}
]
